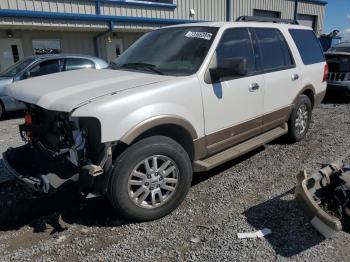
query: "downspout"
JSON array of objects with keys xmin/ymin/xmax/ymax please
[
  {"xmin": 293, "ymin": 0, "xmax": 299, "ymax": 21},
  {"xmin": 93, "ymin": 0, "xmax": 115, "ymax": 58},
  {"xmin": 226, "ymin": 0, "xmax": 232, "ymax": 22},
  {"xmin": 93, "ymin": 29, "xmax": 110, "ymax": 58}
]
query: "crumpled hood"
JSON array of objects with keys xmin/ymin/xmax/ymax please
[
  {"xmin": 6, "ymin": 69, "xmax": 174, "ymax": 112},
  {"xmin": 0, "ymin": 77, "xmax": 14, "ymax": 95}
]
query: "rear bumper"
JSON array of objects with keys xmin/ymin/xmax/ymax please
[{"xmin": 327, "ymin": 82, "xmax": 350, "ymax": 93}]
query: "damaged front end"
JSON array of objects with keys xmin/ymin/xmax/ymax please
[
  {"xmin": 295, "ymin": 159, "xmax": 350, "ymax": 238},
  {"xmin": 2, "ymin": 105, "xmax": 113, "ymax": 195}
]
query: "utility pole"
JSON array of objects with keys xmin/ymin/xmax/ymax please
[{"xmin": 294, "ymin": 0, "xmax": 299, "ymax": 21}]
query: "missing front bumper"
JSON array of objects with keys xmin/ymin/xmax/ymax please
[
  {"xmin": 295, "ymin": 159, "xmax": 350, "ymax": 238},
  {"xmin": 3, "ymin": 145, "xmax": 79, "ymax": 194}
]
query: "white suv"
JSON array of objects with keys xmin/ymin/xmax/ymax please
[{"xmin": 3, "ymin": 19, "xmax": 327, "ymax": 221}]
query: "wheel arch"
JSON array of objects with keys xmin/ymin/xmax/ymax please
[
  {"xmin": 120, "ymin": 115, "xmax": 200, "ymax": 161},
  {"xmin": 293, "ymin": 85, "xmax": 316, "ymax": 108}
]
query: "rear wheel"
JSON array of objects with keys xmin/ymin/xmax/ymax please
[
  {"xmin": 288, "ymin": 95, "xmax": 312, "ymax": 142},
  {"xmin": 108, "ymin": 136, "xmax": 193, "ymax": 221}
]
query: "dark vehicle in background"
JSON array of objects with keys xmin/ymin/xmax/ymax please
[
  {"xmin": 0, "ymin": 54, "xmax": 108, "ymax": 119},
  {"xmin": 325, "ymin": 42, "xmax": 350, "ymax": 94}
]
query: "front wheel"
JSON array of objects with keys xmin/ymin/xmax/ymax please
[
  {"xmin": 108, "ymin": 136, "xmax": 193, "ymax": 221},
  {"xmin": 0, "ymin": 101, "xmax": 5, "ymax": 120},
  {"xmin": 288, "ymin": 95, "xmax": 312, "ymax": 142}
]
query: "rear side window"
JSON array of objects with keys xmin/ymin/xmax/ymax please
[
  {"xmin": 216, "ymin": 28, "xmax": 257, "ymax": 73},
  {"xmin": 254, "ymin": 28, "xmax": 294, "ymax": 71},
  {"xmin": 65, "ymin": 58, "xmax": 95, "ymax": 71},
  {"xmin": 289, "ymin": 29, "xmax": 325, "ymax": 65}
]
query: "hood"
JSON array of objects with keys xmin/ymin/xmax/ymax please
[
  {"xmin": 0, "ymin": 77, "xmax": 14, "ymax": 96},
  {"xmin": 6, "ymin": 69, "xmax": 174, "ymax": 112}
]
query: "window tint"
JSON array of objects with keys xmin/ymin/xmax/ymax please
[
  {"xmin": 216, "ymin": 28, "xmax": 256, "ymax": 73},
  {"xmin": 65, "ymin": 58, "xmax": 95, "ymax": 71},
  {"xmin": 29, "ymin": 59, "xmax": 63, "ymax": 77},
  {"xmin": 255, "ymin": 28, "xmax": 294, "ymax": 71},
  {"xmin": 289, "ymin": 29, "xmax": 325, "ymax": 65}
]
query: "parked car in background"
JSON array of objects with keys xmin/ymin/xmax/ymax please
[
  {"xmin": 0, "ymin": 54, "xmax": 108, "ymax": 119},
  {"xmin": 3, "ymin": 19, "xmax": 327, "ymax": 221},
  {"xmin": 325, "ymin": 42, "xmax": 350, "ymax": 94}
]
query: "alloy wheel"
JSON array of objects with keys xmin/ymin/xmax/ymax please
[{"xmin": 128, "ymin": 155, "xmax": 179, "ymax": 209}]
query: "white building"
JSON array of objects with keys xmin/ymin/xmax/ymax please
[{"xmin": 0, "ymin": 0, "xmax": 327, "ymax": 70}]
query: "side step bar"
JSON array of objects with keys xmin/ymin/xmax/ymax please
[{"xmin": 194, "ymin": 123, "xmax": 288, "ymax": 172}]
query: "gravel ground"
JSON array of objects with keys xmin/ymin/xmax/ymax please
[{"xmin": 1, "ymin": 97, "xmax": 350, "ymax": 262}]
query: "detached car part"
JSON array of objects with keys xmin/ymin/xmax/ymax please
[{"xmin": 295, "ymin": 159, "xmax": 350, "ymax": 238}]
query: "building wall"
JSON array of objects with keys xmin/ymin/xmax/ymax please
[
  {"xmin": 100, "ymin": 0, "xmax": 226, "ymax": 21},
  {"xmin": 232, "ymin": 0, "xmax": 325, "ymax": 34},
  {"xmin": 0, "ymin": 29, "xmax": 143, "ymax": 58},
  {"xmin": 0, "ymin": 0, "xmax": 96, "ymax": 15},
  {"xmin": 0, "ymin": 0, "xmax": 227, "ymax": 30}
]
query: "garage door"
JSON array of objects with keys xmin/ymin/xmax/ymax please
[
  {"xmin": 298, "ymin": 14, "xmax": 316, "ymax": 30},
  {"xmin": 253, "ymin": 9, "xmax": 280, "ymax": 18}
]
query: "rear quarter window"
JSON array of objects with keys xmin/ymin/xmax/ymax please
[{"xmin": 289, "ymin": 29, "xmax": 325, "ymax": 65}]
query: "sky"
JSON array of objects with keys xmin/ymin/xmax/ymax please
[{"xmin": 324, "ymin": 0, "xmax": 350, "ymax": 40}]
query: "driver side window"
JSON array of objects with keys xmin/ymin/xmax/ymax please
[{"xmin": 216, "ymin": 28, "xmax": 257, "ymax": 74}]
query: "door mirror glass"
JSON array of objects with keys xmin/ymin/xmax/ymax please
[{"xmin": 210, "ymin": 57, "xmax": 247, "ymax": 80}]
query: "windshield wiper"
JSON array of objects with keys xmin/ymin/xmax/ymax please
[{"xmin": 120, "ymin": 62, "xmax": 165, "ymax": 75}]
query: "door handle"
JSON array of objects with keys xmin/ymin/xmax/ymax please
[
  {"xmin": 292, "ymin": 74, "xmax": 299, "ymax": 81},
  {"xmin": 249, "ymin": 83, "xmax": 260, "ymax": 92}
]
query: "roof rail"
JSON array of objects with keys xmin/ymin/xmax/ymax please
[{"xmin": 236, "ymin": 16, "xmax": 299, "ymax": 25}]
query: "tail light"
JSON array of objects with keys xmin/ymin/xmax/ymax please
[{"xmin": 323, "ymin": 64, "xmax": 329, "ymax": 82}]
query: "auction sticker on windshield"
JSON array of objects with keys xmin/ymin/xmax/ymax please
[{"xmin": 185, "ymin": 31, "xmax": 213, "ymax": 40}]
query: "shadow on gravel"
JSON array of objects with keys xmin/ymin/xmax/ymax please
[
  {"xmin": 0, "ymin": 166, "xmax": 129, "ymax": 234},
  {"xmin": 243, "ymin": 189, "xmax": 325, "ymax": 257},
  {"xmin": 0, "ymin": 146, "xmax": 266, "ymax": 234},
  {"xmin": 192, "ymin": 147, "xmax": 265, "ymax": 186}
]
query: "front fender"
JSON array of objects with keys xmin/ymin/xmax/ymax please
[{"xmin": 71, "ymin": 76, "xmax": 205, "ymax": 144}]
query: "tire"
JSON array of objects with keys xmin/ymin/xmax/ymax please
[
  {"xmin": 0, "ymin": 101, "xmax": 4, "ymax": 120},
  {"xmin": 108, "ymin": 136, "xmax": 193, "ymax": 221},
  {"xmin": 288, "ymin": 95, "xmax": 312, "ymax": 142}
]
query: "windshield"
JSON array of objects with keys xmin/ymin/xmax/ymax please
[
  {"xmin": 0, "ymin": 58, "xmax": 35, "ymax": 78},
  {"xmin": 328, "ymin": 45, "xmax": 350, "ymax": 53},
  {"xmin": 111, "ymin": 26, "xmax": 218, "ymax": 76}
]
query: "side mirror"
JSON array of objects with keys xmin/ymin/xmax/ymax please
[{"xmin": 210, "ymin": 58, "xmax": 247, "ymax": 81}]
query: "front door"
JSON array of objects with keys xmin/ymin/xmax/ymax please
[
  {"xmin": 106, "ymin": 39, "xmax": 124, "ymax": 63},
  {"xmin": 0, "ymin": 38, "xmax": 24, "ymax": 72},
  {"xmin": 201, "ymin": 27, "xmax": 264, "ymax": 155}
]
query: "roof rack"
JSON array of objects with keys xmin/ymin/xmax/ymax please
[{"xmin": 236, "ymin": 16, "xmax": 299, "ymax": 25}]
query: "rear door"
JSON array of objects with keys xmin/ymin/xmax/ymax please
[{"xmin": 253, "ymin": 28, "xmax": 301, "ymax": 131}]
